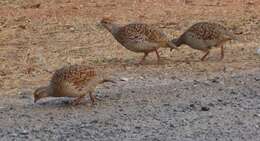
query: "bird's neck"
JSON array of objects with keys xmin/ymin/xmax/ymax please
[
  {"xmin": 45, "ymin": 85, "xmax": 54, "ymax": 97},
  {"xmin": 107, "ymin": 23, "xmax": 120, "ymax": 35},
  {"xmin": 172, "ymin": 38, "xmax": 183, "ymax": 47}
]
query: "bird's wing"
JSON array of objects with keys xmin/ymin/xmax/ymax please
[
  {"xmin": 186, "ymin": 22, "xmax": 221, "ymax": 40},
  {"xmin": 51, "ymin": 65, "xmax": 98, "ymax": 96},
  {"xmin": 116, "ymin": 23, "xmax": 168, "ymax": 45}
]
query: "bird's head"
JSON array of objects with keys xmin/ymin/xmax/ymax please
[
  {"xmin": 170, "ymin": 38, "xmax": 182, "ymax": 51},
  {"xmin": 100, "ymin": 17, "xmax": 117, "ymax": 33},
  {"xmin": 33, "ymin": 86, "xmax": 50, "ymax": 103}
]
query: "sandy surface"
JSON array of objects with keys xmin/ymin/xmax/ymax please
[{"xmin": 0, "ymin": 0, "xmax": 260, "ymax": 140}]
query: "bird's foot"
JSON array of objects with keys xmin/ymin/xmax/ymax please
[
  {"xmin": 71, "ymin": 96, "xmax": 85, "ymax": 105},
  {"xmin": 137, "ymin": 60, "xmax": 145, "ymax": 65}
]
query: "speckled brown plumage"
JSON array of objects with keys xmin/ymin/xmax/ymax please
[
  {"xmin": 171, "ymin": 22, "xmax": 236, "ymax": 61},
  {"xmin": 100, "ymin": 18, "xmax": 177, "ymax": 64},
  {"xmin": 33, "ymin": 65, "xmax": 107, "ymax": 105},
  {"xmin": 115, "ymin": 23, "xmax": 169, "ymax": 46},
  {"xmin": 187, "ymin": 22, "xmax": 227, "ymax": 40}
]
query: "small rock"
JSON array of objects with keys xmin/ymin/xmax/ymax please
[
  {"xmin": 208, "ymin": 103, "xmax": 215, "ymax": 107},
  {"xmin": 30, "ymin": 3, "xmax": 41, "ymax": 9},
  {"xmin": 230, "ymin": 90, "xmax": 237, "ymax": 95},
  {"xmin": 71, "ymin": 6, "xmax": 79, "ymax": 9},
  {"xmin": 23, "ymin": 3, "xmax": 41, "ymax": 9},
  {"xmin": 20, "ymin": 130, "xmax": 29, "ymax": 135},
  {"xmin": 217, "ymin": 99, "xmax": 223, "ymax": 102},
  {"xmin": 201, "ymin": 106, "xmax": 210, "ymax": 111},
  {"xmin": 171, "ymin": 76, "xmax": 177, "ymax": 80},
  {"xmin": 139, "ymin": 76, "xmax": 145, "ymax": 80},
  {"xmin": 256, "ymin": 48, "xmax": 260, "ymax": 55},
  {"xmin": 120, "ymin": 77, "xmax": 129, "ymax": 81},
  {"xmin": 90, "ymin": 120, "xmax": 98, "ymax": 124},
  {"xmin": 255, "ymin": 77, "xmax": 260, "ymax": 81},
  {"xmin": 254, "ymin": 114, "xmax": 260, "ymax": 117},
  {"xmin": 189, "ymin": 104, "xmax": 196, "ymax": 108},
  {"xmin": 171, "ymin": 76, "xmax": 182, "ymax": 81},
  {"xmin": 247, "ymin": 1, "xmax": 254, "ymax": 5},
  {"xmin": 163, "ymin": 103, "xmax": 170, "ymax": 107},
  {"xmin": 209, "ymin": 77, "xmax": 220, "ymax": 83},
  {"xmin": 69, "ymin": 27, "xmax": 75, "ymax": 31},
  {"xmin": 10, "ymin": 133, "xmax": 18, "ymax": 137},
  {"xmin": 218, "ymin": 88, "xmax": 223, "ymax": 91},
  {"xmin": 120, "ymin": 128, "xmax": 127, "ymax": 133},
  {"xmin": 193, "ymin": 80, "xmax": 200, "ymax": 85},
  {"xmin": 18, "ymin": 25, "xmax": 26, "ymax": 29},
  {"xmin": 169, "ymin": 123, "xmax": 175, "ymax": 128}
]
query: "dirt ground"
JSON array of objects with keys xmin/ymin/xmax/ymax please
[{"xmin": 0, "ymin": 0, "xmax": 260, "ymax": 140}]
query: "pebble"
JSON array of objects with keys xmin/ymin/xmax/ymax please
[
  {"xmin": 90, "ymin": 120, "xmax": 98, "ymax": 124},
  {"xmin": 120, "ymin": 77, "xmax": 129, "ymax": 81},
  {"xmin": 208, "ymin": 103, "xmax": 215, "ymax": 107},
  {"xmin": 255, "ymin": 77, "xmax": 260, "ymax": 81},
  {"xmin": 139, "ymin": 76, "xmax": 145, "ymax": 80},
  {"xmin": 209, "ymin": 77, "xmax": 220, "ymax": 83},
  {"xmin": 254, "ymin": 114, "xmax": 260, "ymax": 117},
  {"xmin": 69, "ymin": 27, "xmax": 75, "ymax": 31},
  {"xmin": 189, "ymin": 104, "xmax": 196, "ymax": 108},
  {"xmin": 30, "ymin": 3, "xmax": 41, "ymax": 9},
  {"xmin": 163, "ymin": 103, "xmax": 170, "ymax": 107},
  {"xmin": 201, "ymin": 106, "xmax": 210, "ymax": 111},
  {"xmin": 256, "ymin": 48, "xmax": 260, "ymax": 55},
  {"xmin": 170, "ymin": 123, "xmax": 175, "ymax": 128},
  {"xmin": 20, "ymin": 130, "xmax": 29, "ymax": 135}
]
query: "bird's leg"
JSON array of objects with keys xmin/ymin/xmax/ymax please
[
  {"xmin": 155, "ymin": 49, "xmax": 161, "ymax": 64},
  {"xmin": 89, "ymin": 92, "xmax": 96, "ymax": 105},
  {"xmin": 139, "ymin": 52, "xmax": 148, "ymax": 64},
  {"xmin": 71, "ymin": 95, "xmax": 85, "ymax": 105},
  {"xmin": 220, "ymin": 45, "xmax": 224, "ymax": 60},
  {"xmin": 200, "ymin": 51, "xmax": 210, "ymax": 61}
]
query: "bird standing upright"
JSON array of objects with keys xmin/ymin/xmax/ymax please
[
  {"xmin": 170, "ymin": 22, "xmax": 236, "ymax": 61},
  {"xmin": 100, "ymin": 18, "xmax": 177, "ymax": 64}
]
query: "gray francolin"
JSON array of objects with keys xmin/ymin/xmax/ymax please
[
  {"xmin": 33, "ymin": 65, "xmax": 114, "ymax": 105},
  {"xmin": 170, "ymin": 22, "xmax": 236, "ymax": 61},
  {"xmin": 100, "ymin": 18, "xmax": 177, "ymax": 64}
]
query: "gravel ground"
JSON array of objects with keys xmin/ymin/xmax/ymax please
[
  {"xmin": 0, "ymin": 1, "xmax": 260, "ymax": 140},
  {"xmin": 0, "ymin": 69, "xmax": 260, "ymax": 141}
]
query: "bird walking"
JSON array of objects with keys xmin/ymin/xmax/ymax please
[
  {"xmin": 100, "ymin": 18, "xmax": 177, "ymax": 64},
  {"xmin": 33, "ymin": 65, "xmax": 115, "ymax": 105},
  {"xmin": 170, "ymin": 22, "xmax": 236, "ymax": 61}
]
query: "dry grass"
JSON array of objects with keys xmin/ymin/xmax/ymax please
[{"xmin": 0, "ymin": 0, "xmax": 260, "ymax": 95}]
